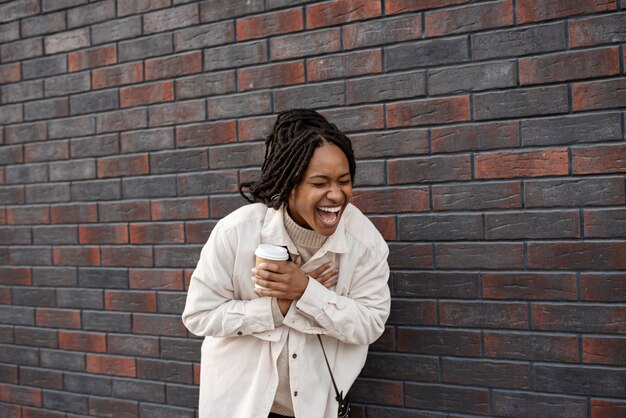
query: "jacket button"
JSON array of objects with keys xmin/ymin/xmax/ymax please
[
  {"xmin": 237, "ymin": 331, "xmax": 242, "ymax": 336},
  {"xmin": 294, "ymin": 391, "xmax": 298, "ymax": 397},
  {"xmin": 292, "ymin": 353, "xmax": 297, "ymax": 359}
]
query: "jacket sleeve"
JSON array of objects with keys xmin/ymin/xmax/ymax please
[
  {"xmin": 285, "ymin": 244, "xmax": 391, "ymax": 345},
  {"xmin": 181, "ymin": 222, "xmax": 276, "ymax": 338}
]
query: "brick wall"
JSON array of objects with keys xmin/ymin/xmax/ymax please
[{"xmin": 1, "ymin": 0, "xmax": 625, "ymax": 417}]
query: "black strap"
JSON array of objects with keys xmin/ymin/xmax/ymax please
[{"xmin": 317, "ymin": 335, "xmax": 350, "ymax": 417}]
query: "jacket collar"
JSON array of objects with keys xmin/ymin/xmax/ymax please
[{"xmin": 260, "ymin": 204, "xmax": 350, "ymax": 255}]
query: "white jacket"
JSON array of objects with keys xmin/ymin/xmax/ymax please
[{"xmin": 182, "ymin": 203, "xmax": 390, "ymax": 418}]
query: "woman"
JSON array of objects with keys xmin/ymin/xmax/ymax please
[{"xmin": 182, "ymin": 109, "xmax": 390, "ymax": 418}]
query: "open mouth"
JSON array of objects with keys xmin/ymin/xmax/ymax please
[{"xmin": 316, "ymin": 205, "xmax": 342, "ymax": 226}]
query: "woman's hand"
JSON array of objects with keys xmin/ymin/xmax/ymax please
[
  {"xmin": 252, "ymin": 259, "xmax": 339, "ymax": 299},
  {"xmin": 306, "ymin": 261, "xmax": 339, "ymax": 289}
]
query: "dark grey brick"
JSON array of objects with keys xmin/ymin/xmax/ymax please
[
  {"xmin": 0, "ymin": 145, "xmax": 25, "ymax": 165},
  {"xmin": 6, "ymin": 163, "xmax": 48, "ymax": 184},
  {"xmin": 71, "ymin": 179, "xmax": 121, "ymax": 201},
  {"xmin": 42, "ymin": 390, "xmax": 89, "ymax": 414},
  {"xmin": 0, "ymin": 0, "xmax": 40, "ymax": 24},
  {"xmin": 166, "ymin": 383, "xmax": 199, "ymax": 408},
  {"xmin": 398, "ymin": 214, "xmax": 483, "ymax": 241},
  {"xmin": 108, "ymin": 334, "xmax": 159, "ymax": 357},
  {"xmin": 63, "ymin": 373, "xmax": 112, "ymax": 396},
  {"xmin": 118, "ymin": 33, "xmax": 173, "ymax": 62},
  {"xmin": 0, "ymin": 226, "xmax": 30, "ymax": 245},
  {"xmin": 91, "ymin": 16, "xmax": 142, "ymax": 45},
  {"xmin": 57, "ymin": 288, "xmax": 103, "ymax": 309},
  {"xmin": 0, "ymin": 305, "xmax": 35, "ymax": 326},
  {"xmin": 44, "ymin": 28, "xmax": 90, "ymax": 54},
  {"xmin": 121, "ymin": 128, "xmax": 173, "ymax": 153},
  {"xmin": 199, "ymin": 0, "xmax": 264, "ymax": 22},
  {"xmin": 394, "ymin": 272, "xmax": 480, "ymax": 298},
  {"xmin": 67, "ymin": 0, "xmax": 115, "ymax": 28},
  {"xmin": 160, "ymin": 337, "xmax": 201, "ymax": 361},
  {"xmin": 534, "ymin": 365, "xmax": 626, "ymax": 397},
  {"xmin": 1, "ymin": 79, "xmax": 43, "ymax": 103},
  {"xmin": 351, "ymin": 129, "xmax": 429, "ymax": 159},
  {"xmin": 0, "ymin": 103, "xmax": 23, "ymax": 125},
  {"xmin": 33, "ymin": 267, "xmax": 77, "ymax": 287},
  {"xmin": 347, "ymin": 71, "xmax": 426, "ymax": 105},
  {"xmin": 207, "ymin": 91, "xmax": 271, "ymax": 119},
  {"xmin": 433, "ymin": 181, "xmax": 522, "ymax": 211},
  {"xmin": 45, "ymin": 72, "xmax": 91, "ymax": 97},
  {"xmin": 173, "ymin": 21, "xmax": 234, "ymax": 51},
  {"xmin": 48, "ymin": 115, "xmax": 95, "ymax": 139},
  {"xmin": 42, "ymin": 0, "xmax": 87, "ymax": 12},
  {"xmin": 486, "ymin": 210, "xmax": 580, "ymax": 240},
  {"xmin": 177, "ymin": 171, "xmax": 238, "ymax": 195},
  {"xmin": 78, "ymin": 267, "xmax": 128, "ymax": 289},
  {"xmin": 175, "ymin": 71, "xmax": 236, "ymax": 100},
  {"xmin": 26, "ymin": 183, "xmax": 70, "ymax": 203},
  {"xmin": 139, "ymin": 403, "xmax": 195, "ymax": 418},
  {"xmin": 9, "ymin": 246, "xmax": 52, "ymax": 266},
  {"xmin": 429, "ymin": 61, "xmax": 516, "ymax": 95},
  {"xmin": 151, "ymin": 149, "xmax": 208, "ymax": 174},
  {"xmin": 204, "ymin": 41, "xmax": 267, "ymax": 71},
  {"xmin": 474, "ymin": 85, "xmax": 569, "ymax": 120},
  {"xmin": 492, "ymin": 390, "xmax": 586, "ymax": 418},
  {"xmin": 20, "ymin": 11, "xmax": 66, "ymax": 37},
  {"xmin": 19, "ymin": 366, "xmax": 63, "ymax": 388},
  {"xmin": 274, "ymin": 82, "xmax": 345, "ymax": 112},
  {"xmin": 22, "ymin": 55, "xmax": 67, "ymax": 80},
  {"xmin": 443, "ymin": 358, "xmax": 529, "ymax": 389},
  {"xmin": 0, "ymin": 343, "xmax": 38, "ymax": 365},
  {"xmin": 49, "ymin": 159, "xmax": 96, "ymax": 182},
  {"xmin": 136, "ymin": 358, "xmax": 193, "ymax": 384},
  {"xmin": 1, "ymin": 37, "xmax": 43, "ymax": 62},
  {"xmin": 82, "ymin": 310, "xmax": 132, "ymax": 332},
  {"xmin": 70, "ymin": 90, "xmax": 119, "ymax": 116},
  {"xmin": 354, "ymin": 160, "xmax": 385, "ymax": 187},
  {"xmin": 472, "ymin": 22, "xmax": 566, "ymax": 60},
  {"xmin": 270, "ymin": 28, "xmax": 340, "ymax": 61},
  {"xmin": 32, "ymin": 225, "xmax": 77, "ymax": 244},
  {"xmin": 122, "ymin": 175, "xmax": 177, "ymax": 198},
  {"xmin": 24, "ymin": 97, "xmax": 69, "ymax": 121},
  {"xmin": 70, "ymin": 134, "xmax": 120, "ymax": 158},
  {"xmin": 385, "ymin": 37, "xmax": 469, "ymax": 72},
  {"xmin": 154, "ymin": 245, "xmax": 202, "ymax": 268},
  {"xmin": 0, "ymin": 21, "xmax": 20, "ymax": 43},
  {"xmin": 525, "ymin": 177, "xmax": 625, "ymax": 208},
  {"xmin": 157, "ymin": 292, "xmax": 186, "ymax": 314},
  {"xmin": 112, "ymin": 378, "xmax": 165, "ymax": 402},
  {"xmin": 361, "ymin": 353, "xmax": 438, "ymax": 382},
  {"xmin": 40, "ymin": 348, "xmax": 85, "ymax": 371},
  {"xmin": 14, "ymin": 326, "xmax": 58, "ymax": 348},
  {"xmin": 521, "ymin": 112, "xmax": 622, "ymax": 146},
  {"xmin": 209, "ymin": 143, "xmax": 263, "ymax": 169}
]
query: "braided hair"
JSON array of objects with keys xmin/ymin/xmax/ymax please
[{"xmin": 239, "ymin": 109, "xmax": 356, "ymax": 209}]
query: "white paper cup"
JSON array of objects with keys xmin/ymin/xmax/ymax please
[{"xmin": 254, "ymin": 244, "xmax": 289, "ymax": 290}]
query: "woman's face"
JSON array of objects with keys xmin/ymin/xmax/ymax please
[{"xmin": 287, "ymin": 143, "xmax": 353, "ymax": 236}]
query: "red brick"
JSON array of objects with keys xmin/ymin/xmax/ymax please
[
  {"xmin": 583, "ymin": 336, "xmax": 626, "ymax": 365},
  {"xmin": 387, "ymin": 96, "xmax": 470, "ymax": 128},
  {"xmin": 368, "ymin": 216, "xmax": 396, "ymax": 240},
  {"xmin": 519, "ymin": 47, "xmax": 619, "ymax": 85},
  {"xmin": 50, "ymin": 203, "xmax": 97, "ymax": 224},
  {"xmin": 145, "ymin": 51, "xmax": 202, "ymax": 81},
  {"xmin": 238, "ymin": 61, "xmax": 304, "ymax": 91},
  {"xmin": 581, "ymin": 273, "xmax": 626, "ymax": 302},
  {"xmin": 569, "ymin": 12, "xmax": 626, "ymax": 47},
  {"xmin": 386, "ymin": 0, "xmax": 468, "ymax": 15},
  {"xmin": 0, "ymin": 384, "xmax": 41, "ymax": 407},
  {"xmin": 483, "ymin": 273, "xmax": 577, "ymax": 300},
  {"xmin": 101, "ymin": 246, "xmax": 153, "ymax": 267},
  {"xmin": 306, "ymin": 0, "xmax": 381, "ymax": 29},
  {"xmin": 572, "ymin": 144, "xmax": 626, "ymax": 175},
  {"xmin": 184, "ymin": 269, "xmax": 193, "ymax": 290},
  {"xmin": 0, "ymin": 63, "xmax": 21, "ymax": 84},
  {"xmin": 528, "ymin": 242, "xmax": 626, "ymax": 270},
  {"xmin": 307, "ymin": 49, "xmax": 382, "ymax": 82},
  {"xmin": 59, "ymin": 330, "xmax": 106, "ymax": 353},
  {"xmin": 572, "ymin": 78, "xmax": 626, "ymax": 112},
  {"xmin": 6, "ymin": 206, "xmax": 49, "ymax": 225},
  {"xmin": 176, "ymin": 120, "xmax": 237, "ymax": 147},
  {"xmin": 120, "ymin": 80, "xmax": 174, "ymax": 108},
  {"xmin": 87, "ymin": 354, "xmax": 136, "ymax": 377},
  {"xmin": 105, "ymin": 290, "xmax": 157, "ymax": 312},
  {"xmin": 92, "ymin": 62, "xmax": 143, "ymax": 89},
  {"xmin": 151, "ymin": 197, "xmax": 209, "ymax": 220},
  {"xmin": 130, "ymin": 269, "xmax": 184, "ymax": 290},
  {"xmin": 425, "ymin": 0, "xmax": 513, "ymax": 37},
  {"xmin": 194, "ymin": 363, "xmax": 201, "ymax": 384},
  {"xmin": 53, "ymin": 246, "xmax": 100, "ymax": 266},
  {"xmin": 36, "ymin": 308, "xmax": 81, "ymax": 329},
  {"xmin": 236, "ymin": 8, "xmax": 303, "ymax": 41},
  {"xmin": 0, "ymin": 267, "xmax": 31, "ymax": 285},
  {"xmin": 475, "ymin": 149, "xmax": 569, "ymax": 179},
  {"xmin": 592, "ymin": 399, "xmax": 626, "ymax": 418},
  {"xmin": 130, "ymin": 222, "xmax": 185, "ymax": 244},
  {"xmin": 352, "ymin": 187, "xmax": 429, "ymax": 214},
  {"xmin": 68, "ymin": 44, "xmax": 117, "ymax": 72},
  {"xmin": 79, "ymin": 224, "xmax": 129, "ymax": 244},
  {"xmin": 517, "ymin": 0, "xmax": 615, "ymax": 24},
  {"xmin": 97, "ymin": 154, "xmax": 149, "ymax": 178}
]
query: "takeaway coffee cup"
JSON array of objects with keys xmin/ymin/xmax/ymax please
[{"xmin": 254, "ymin": 244, "xmax": 289, "ymax": 290}]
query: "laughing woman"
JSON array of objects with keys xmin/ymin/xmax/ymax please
[{"xmin": 182, "ymin": 109, "xmax": 391, "ymax": 418}]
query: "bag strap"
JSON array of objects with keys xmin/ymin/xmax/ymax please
[{"xmin": 317, "ymin": 335, "xmax": 350, "ymax": 416}]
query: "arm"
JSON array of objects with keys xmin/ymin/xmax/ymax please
[{"xmin": 181, "ymin": 223, "xmax": 276, "ymax": 338}]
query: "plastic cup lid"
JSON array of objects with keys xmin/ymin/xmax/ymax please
[{"xmin": 255, "ymin": 243, "xmax": 289, "ymax": 261}]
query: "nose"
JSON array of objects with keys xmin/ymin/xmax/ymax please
[{"xmin": 327, "ymin": 183, "xmax": 342, "ymax": 201}]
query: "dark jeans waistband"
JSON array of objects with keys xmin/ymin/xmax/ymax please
[{"xmin": 268, "ymin": 413, "xmax": 295, "ymax": 418}]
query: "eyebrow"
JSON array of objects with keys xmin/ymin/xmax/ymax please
[{"xmin": 307, "ymin": 173, "xmax": 351, "ymax": 180}]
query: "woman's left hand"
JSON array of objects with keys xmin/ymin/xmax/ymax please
[{"xmin": 252, "ymin": 261, "xmax": 309, "ymax": 299}]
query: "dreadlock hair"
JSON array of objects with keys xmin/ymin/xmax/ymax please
[{"xmin": 239, "ymin": 109, "xmax": 356, "ymax": 209}]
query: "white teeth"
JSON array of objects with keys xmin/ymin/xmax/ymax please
[{"xmin": 318, "ymin": 206, "xmax": 341, "ymax": 213}]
